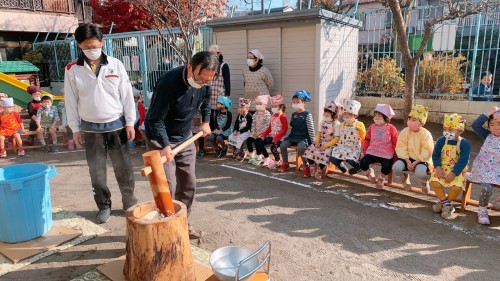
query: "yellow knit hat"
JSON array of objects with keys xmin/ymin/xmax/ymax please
[
  {"xmin": 409, "ymin": 105, "xmax": 429, "ymax": 124},
  {"xmin": 443, "ymin": 113, "xmax": 465, "ymax": 130}
]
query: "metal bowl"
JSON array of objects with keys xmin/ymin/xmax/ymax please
[{"xmin": 209, "ymin": 246, "xmax": 260, "ymax": 281}]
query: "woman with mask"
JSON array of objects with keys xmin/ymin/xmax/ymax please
[{"xmin": 243, "ymin": 49, "xmax": 274, "ymax": 111}]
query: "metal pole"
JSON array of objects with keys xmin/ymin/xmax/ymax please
[
  {"xmin": 469, "ymin": 14, "xmax": 482, "ymax": 99},
  {"xmin": 138, "ymin": 34, "xmax": 150, "ymax": 107},
  {"xmin": 53, "ymin": 41, "xmax": 61, "ymax": 81},
  {"xmin": 261, "ymin": 0, "xmax": 264, "ymax": 14},
  {"xmin": 267, "ymin": 0, "xmax": 272, "ymax": 14},
  {"xmin": 308, "ymin": 0, "xmax": 312, "ymax": 9},
  {"xmin": 69, "ymin": 39, "xmax": 77, "ymax": 61},
  {"xmin": 109, "ymin": 22, "xmax": 115, "ymax": 34}
]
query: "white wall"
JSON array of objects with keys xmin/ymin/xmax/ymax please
[
  {"xmin": 0, "ymin": 10, "xmax": 78, "ymax": 33},
  {"xmin": 318, "ymin": 20, "xmax": 359, "ymax": 122}
]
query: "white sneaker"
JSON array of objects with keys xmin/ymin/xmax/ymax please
[{"xmin": 478, "ymin": 209, "xmax": 490, "ymax": 225}]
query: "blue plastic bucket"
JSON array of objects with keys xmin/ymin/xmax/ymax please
[{"xmin": 0, "ymin": 163, "xmax": 56, "ymax": 243}]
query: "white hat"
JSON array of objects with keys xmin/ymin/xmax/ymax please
[
  {"xmin": 208, "ymin": 45, "xmax": 220, "ymax": 53},
  {"xmin": 343, "ymin": 100, "xmax": 361, "ymax": 115},
  {"xmin": 374, "ymin": 104, "xmax": 395, "ymax": 119},
  {"xmin": 249, "ymin": 49, "xmax": 264, "ymax": 60},
  {"xmin": 2, "ymin": 97, "xmax": 14, "ymax": 107}
]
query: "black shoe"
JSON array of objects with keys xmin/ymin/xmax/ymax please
[
  {"xmin": 96, "ymin": 208, "xmax": 111, "ymax": 224},
  {"xmin": 43, "ymin": 145, "xmax": 51, "ymax": 152},
  {"xmin": 51, "ymin": 144, "xmax": 59, "ymax": 152},
  {"xmin": 219, "ymin": 146, "xmax": 228, "ymax": 157},
  {"xmin": 215, "ymin": 149, "xmax": 222, "ymax": 157},
  {"xmin": 196, "ymin": 150, "xmax": 204, "ymax": 158},
  {"xmin": 348, "ymin": 167, "xmax": 362, "ymax": 175}
]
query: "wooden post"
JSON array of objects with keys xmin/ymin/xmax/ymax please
[
  {"xmin": 141, "ymin": 150, "xmax": 176, "ymax": 217},
  {"xmin": 123, "ymin": 200, "xmax": 195, "ymax": 281}
]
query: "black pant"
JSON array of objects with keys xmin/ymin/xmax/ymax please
[
  {"xmin": 330, "ymin": 157, "xmax": 360, "ymax": 170},
  {"xmin": 84, "ymin": 129, "xmax": 137, "ymax": 210},
  {"xmin": 246, "ymin": 137, "xmax": 256, "ymax": 153},
  {"xmin": 256, "ymin": 137, "xmax": 281, "ymax": 160},
  {"xmin": 360, "ymin": 154, "xmax": 393, "ymax": 175}
]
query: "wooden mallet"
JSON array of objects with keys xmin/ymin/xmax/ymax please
[{"xmin": 140, "ymin": 131, "xmax": 204, "ymax": 217}]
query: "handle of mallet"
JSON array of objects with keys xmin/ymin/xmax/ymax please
[{"xmin": 160, "ymin": 131, "xmax": 204, "ymax": 163}]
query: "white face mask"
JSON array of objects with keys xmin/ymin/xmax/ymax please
[
  {"xmin": 82, "ymin": 48, "xmax": 102, "ymax": 60},
  {"xmin": 323, "ymin": 117, "xmax": 332, "ymax": 122},
  {"xmin": 292, "ymin": 103, "xmax": 302, "ymax": 110},
  {"xmin": 44, "ymin": 104, "xmax": 51, "ymax": 110},
  {"xmin": 247, "ymin": 59, "xmax": 256, "ymax": 67},
  {"xmin": 373, "ymin": 118, "xmax": 385, "ymax": 125},
  {"xmin": 187, "ymin": 77, "xmax": 202, "ymax": 89},
  {"xmin": 344, "ymin": 117, "xmax": 355, "ymax": 123},
  {"xmin": 443, "ymin": 131, "xmax": 456, "ymax": 141},
  {"xmin": 255, "ymin": 105, "xmax": 264, "ymax": 111},
  {"xmin": 271, "ymin": 107, "xmax": 279, "ymax": 114},
  {"xmin": 34, "ymin": 96, "xmax": 41, "ymax": 101}
]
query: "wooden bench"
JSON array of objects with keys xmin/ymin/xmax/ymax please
[
  {"xmin": 460, "ymin": 180, "xmax": 500, "ymax": 212},
  {"xmin": 324, "ymin": 162, "xmax": 393, "ymax": 185},
  {"xmin": 7, "ymin": 130, "xmax": 68, "ymax": 151},
  {"xmin": 287, "ymin": 145, "xmax": 303, "ymax": 171}
]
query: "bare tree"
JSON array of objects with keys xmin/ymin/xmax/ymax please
[
  {"xmin": 129, "ymin": 0, "xmax": 227, "ymax": 63},
  {"xmin": 379, "ymin": 0, "xmax": 496, "ymax": 116},
  {"xmin": 296, "ymin": 0, "xmax": 355, "ymax": 13}
]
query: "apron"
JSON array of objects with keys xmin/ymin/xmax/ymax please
[
  {"xmin": 330, "ymin": 122, "xmax": 362, "ymax": 162},
  {"xmin": 430, "ymin": 138, "xmax": 468, "ymax": 189},
  {"xmin": 228, "ymin": 115, "xmax": 250, "ymax": 148},
  {"xmin": 0, "ymin": 113, "xmax": 20, "ymax": 136},
  {"xmin": 469, "ymin": 134, "xmax": 500, "ymax": 185},
  {"xmin": 284, "ymin": 111, "xmax": 310, "ymax": 144},
  {"xmin": 214, "ymin": 112, "xmax": 232, "ymax": 137},
  {"xmin": 302, "ymin": 121, "xmax": 336, "ymax": 166}
]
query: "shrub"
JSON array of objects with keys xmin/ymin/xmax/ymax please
[
  {"xmin": 415, "ymin": 53, "xmax": 466, "ymax": 97},
  {"xmin": 357, "ymin": 56, "xmax": 404, "ymax": 97}
]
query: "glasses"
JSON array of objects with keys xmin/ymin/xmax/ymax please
[{"xmin": 193, "ymin": 72, "xmax": 213, "ymax": 86}]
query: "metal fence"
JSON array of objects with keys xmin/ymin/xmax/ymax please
[
  {"xmin": 0, "ymin": 0, "xmax": 75, "ymax": 13},
  {"xmin": 356, "ymin": 6, "xmax": 500, "ymax": 100},
  {"xmin": 33, "ymin": 26, "xmax": 213, "ymax": 105}
]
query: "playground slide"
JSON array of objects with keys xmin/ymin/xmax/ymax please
[{"xmin": 0, "ymin": 72, "xmax": 62, "ymax": 108}]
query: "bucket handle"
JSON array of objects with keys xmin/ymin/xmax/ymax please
[{"xmin": 236, "ymin": 241, "xmax": 271, "ymax": 281}]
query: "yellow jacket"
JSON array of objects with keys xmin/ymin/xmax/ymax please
[{"xmin": 395, "ymin": 127, "xmax": 434, "ymax": 166}]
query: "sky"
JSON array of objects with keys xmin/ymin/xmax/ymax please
[{"xmin": 227, "ymin": 0, "xmax": 292, "ymax": 11}]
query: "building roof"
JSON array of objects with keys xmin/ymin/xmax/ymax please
[
  {"xmin": 344, "ymin": 0, "xmax": 378, "ymax": 4},
  {"xmin": 0, "ymin": 61, "xmax": 39, "ymax": 73},
  {"xmin": 246, "ymin": 6, "xmax": 294, "ymax": 15},
  {"xmin": 207, "ymin": 8, "xmax": 362, "ymax": 29}
]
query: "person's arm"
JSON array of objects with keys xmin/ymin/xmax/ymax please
[
  {"xmin": 452, "ymin": 139, "xmax": 471, "ymax": 175},
  {"xmin": 395, "ymin": 128, "xmax": 410, "ymax": 159},
  {"xmin": 432, "ymin": 137, "xmax": 445, "ymax": 168},
  {"xmin": 239, "ymin": 114, "xmax": 253, "ymax": 133},
  {"xmin": 221, "ymin": 111, "xmax": 232, "ymax": 131},
  {"xmin": 53, "ymin": 107, "xmax": 60, "ymax": 122},
  {"xmin": 118, "ymin": 62, "xmax": 136, "ymax": 127},
  {"xmin": 222, "ymin": 63, "xmax": 231, "ymax": 97},
  {"xmin": 418, "ymin": 130, "xmax": 434, "ymax": 163},
  {"xmin": 263, "ymin": 68, "xmax": 274, "ymax": 93},
  {"xmin": 261, "ymin": 120, "xmax": 271, "ymax": 139},
  {"xmin": 390, "ymin": 124, "xmax": 398, "ymax": 151},
  {"xmin": 35, "ymin": 109, "xmax": 42, "ymax": 129},
  {"xmin": 357, "ymin": 121, "xmax": 366, "ymax": 145},
  {"xmin": 471, "ymin": 113, "xmax": 490, "ymax": 140},
  {"xmin": 233, "ymin": 115, "xmax": 240, "ymax": 132},
  {"xmin": 27, "ymin": 102, "xmax": 35, "ymax": 119},
  {"xmin": 324, "ymin": 121, "xmax": 341, "ymax": 148},
  {"xmin": 273, "ymin": 114, "xmax": 288, "ymax": 142},
  {"xmin": 146, "ymin": 78, "xmax": 172, "ymax": 148},
  {"xmin": 315, "ymin": 132, "xmax": 321, "ymax": 143},
  {"xmin": 306, "ymin": 112, "xmax": 315, "ymax": 144},
  {"xmin": 251, "ymin": 114, "xmax": 257, "ymax": 133},
  {"xmin": 363, "ymin": 125, "xmax": 372, "ymax": 155},
  {"xmin": 64, "ymin": 67, "xmax": 81, "ymax": 133},
  {"xmin": 138, "ymin": 102, "xmax": 145, "ymax": 126}
]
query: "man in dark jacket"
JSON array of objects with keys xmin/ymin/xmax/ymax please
[{"xmin": 145, "ymin": 51, "xmax": 217, "ymax": 239}]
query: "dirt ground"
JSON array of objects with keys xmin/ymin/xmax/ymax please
[{"xmin": 2, "ymin": 119, "xmax": 500, "ymax": 281}]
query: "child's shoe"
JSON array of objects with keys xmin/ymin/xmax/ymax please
[
  {"xmin": 478, "ymin": 209, "xmax": 490, "ymax": 225},
  {"xmin": 267, "ymin": 159, "xmax": 279, "ymax": 169},
  {"xmin": 310, "ymin": 165, "xmax": 317, "ymax": 177},
  {"xmin": 401, "ymin": 173, "xmax": 411, "ymax": 190},
  {"xmin": 196, "ymin": 149, "xmax": 204, "ymax": 158},
  {"xmin": 248, "ymin": 156, "xmax": 256, "ymax": 164},
  {"xmin": 262, "ymin": 158, "xmax": 273, "ymax": 168},
  {"xmin": 432, "ymin": 202, "xmax": 443, "ymax": 213},
  {"xmin": 277, "ymin": 162, "xmax": 290, "ymax": 172},
  {"xmin": 303, "ymin": 165, "xmax": 311, "ymax": 177},
  {"xmin": 67, "ymin": 140, "xmax": 75, "ymax": 151},
  {"xmin": 0, "ymin": 149, "xmax": 6, "ymax": 158},
  {"xmin": 336, "ymin": 163, "xmax": 348, "ymax": 173},
  {"xmin": 219, "ymin": 145, "xmax": 228, "ymax": 157},
  {"xmin": 253, "ymin": 157, "xmax": 264, "ymax": 166},
  {"xmin": 421, "ymin": 181, "xmax": 430, "ymax": 194},
  {"xmin": 315, "ymin": 167, "xmax": 325, "ymax": 180},
  {"xmin": 43, "ymin": 145, "xmax": 51, "ymax": 152},
  {"xmin": 375, "ymin": 177, "xmax": 385, "ymax": 190},
  {"xmin": 441, "ymin": 205, "xmax": 457, "ymax": 220},
  {"xmin": 366, "ymin": 168, "xmax": 376, "ymax": 183},
  {"xmin": 52, "ymin": 144, "xmax": 59, "ymax": 152},
  {"xmin": 215, "ymin": 148, "xmax": 221, "ymax": 157},
  {"xmin": 17, "ymin": 147, "xmax": 25, "ymax": 157}
]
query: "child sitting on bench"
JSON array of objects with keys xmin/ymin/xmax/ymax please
[
  {"xmin": 0, "ymin": 97, "xmax": 25, "ymax": 157},
  {"xmin": 36, "ymin": 95, "xmax": 60, "ymax": 152},
  {"xmin": 430, "ymin": 114, "xmax": 470, "ymax": 220},
  {"xmin": 468, "ymin": 106, "xmax": 500, "ymax": 225}
]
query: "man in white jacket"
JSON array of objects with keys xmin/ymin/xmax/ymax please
[{"xmin": 64, "ymin": 23, "xmax": 137, "ymax": 224}]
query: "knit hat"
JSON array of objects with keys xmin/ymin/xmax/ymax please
[
  {"xmin": 1, "ymin": 97, "xmax": 14, "ymax": 107},
  {"xmin": 409, "ymin": 104, "xmax": 429, "ymax": 124},
  {"xmin": 271, "ymin": 95, "xmax": 285, "ymax": 107},
  {"xmin": 374, "ymin": 104, "xmax": 395, "ymax": 119},
  {"xmin": 217, "ymin": 96, "xmax": 232, "ymax": 109},
  {"xmin": 343, "ymin": 100, "xmax": 361, "ymax": 115},
  {"xmin": 443, "ymin": 113, "xmax": 465, "ymax": 130},
  {"xmin": 255, "ymin": 94, "xmax": 270, "ymax": 105},
  {"xmin": 249, "ymin": 49, "xmax": 264, "ymax": 60},
  {"xmin": 238, "ymin": 98, "xmax": 251, "ymax": 108},
  {"xmin": 293, "ymin": 90, "xmax": 312, "ymax": 102},
  {"xmin": 27, "ymin": 85, "xmax": 41, "ymax": 95},
  {"xmin": 324, "ymin": 100, "xmax": 341, "ymax": 115}
]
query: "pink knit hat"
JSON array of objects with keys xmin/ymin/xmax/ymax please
[
  {"xmin": 271, "ymin": 95, "xmax": 284, "ymax": 107},
  {"xmin": 374, "ymin": 104, "xmax": 395, "ymax": 119},
  {"xmin": 255, "ymin": 94, "xmax": 270, "ymax": 105}
]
